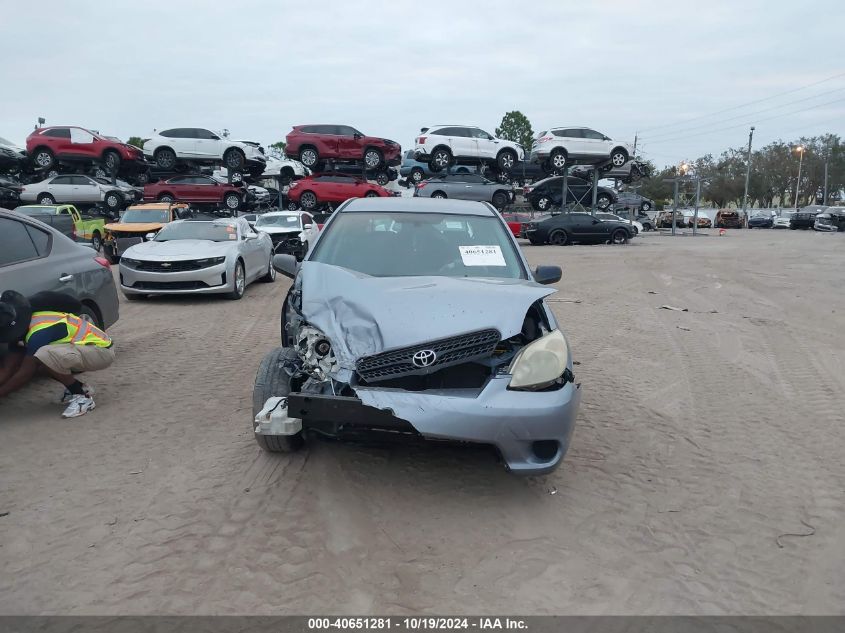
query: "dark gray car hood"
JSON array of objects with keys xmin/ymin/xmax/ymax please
[{"xmin": 297, "ymin": 262, "xmax": 555, "ymax": 374}]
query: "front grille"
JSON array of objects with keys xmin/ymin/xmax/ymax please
[
  {"xmin": 356, "ymin": 329, "xmax": 500, "ymax": 383},
  {"xmin": 132, "ymin": 280, "xmax": 210, "ymax": 290},
  {"xmin": 131, "ymin": 259, "xmax": 211, "ymax": 273}
]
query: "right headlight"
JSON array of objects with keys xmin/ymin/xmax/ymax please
[{"xmin": 507, "ymin": 329, "xmax": 569, "ymax": 390}]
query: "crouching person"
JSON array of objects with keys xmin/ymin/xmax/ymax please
[{"xmin": 0, "ymin": 291, "xmax": 114, "ymax": 418}]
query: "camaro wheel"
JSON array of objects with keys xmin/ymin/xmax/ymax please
[
  {"xmin": 228, "ymin": 261, "xmax": 246, "ymax": 300},
  {"xmin": 299, "ymin": 148, "xmax": 318, "ymax": 168},
  {"xmin": 252, "ymin": 347, "xmax": 305, "ymax": 453},
  {"xmin": 611, "ymin": 229, "xmax": 628, "ymax": 244},
  {"xmin": 364, "ymin": 148, "xmax": 383, "ymax": 169},
  {"xmin": 154, "ymin": 148, "xmax": 176, "ymax": 170},
  {"xmin": 549, "ymin": 230, "xmax": 568, "ymax": 246}
]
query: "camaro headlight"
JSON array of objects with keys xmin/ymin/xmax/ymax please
[
  {"xmin": 197, "ymin": 257, "xmax": 226, "ymax": 266},
  {"xmin": 507, "ymin": 329, "xmax": 569, "ymax": 390},
  {"xmin": 121, "ymin": 258, "xmax": 139, "ymax": 267}
]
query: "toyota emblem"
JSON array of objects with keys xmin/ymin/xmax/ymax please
[{"xmin": 412, "ymin": 349, "xmax": 437, "ymax": 368}]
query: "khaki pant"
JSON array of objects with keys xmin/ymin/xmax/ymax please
[{"xmin": 34, "ymin": 344, "xmax": 115, "ymax": 374}]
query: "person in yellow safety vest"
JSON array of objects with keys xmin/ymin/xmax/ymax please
[{"xmin": 0, "ymin": 290, "xmax": 115, "ymax": 418}]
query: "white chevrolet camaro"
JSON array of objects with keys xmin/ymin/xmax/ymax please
[{"xmin": 119, "ymin": 217, "xmax": 275, "ymax": 300}]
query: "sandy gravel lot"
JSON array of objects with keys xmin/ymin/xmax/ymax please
[{"xmin": 1, "ymin": 230, "xmax": 843, "ymax": 615}]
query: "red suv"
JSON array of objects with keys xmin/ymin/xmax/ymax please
[
  {"xmin": 287, "ymin": 174, "xmax": 391, "ymax": 210},
  {"xmin": 27, "ymin": 126, "xmax": 146, "ymax": 176},
  {"xmin": 285, "ymin": 125, "xmax": 401, "ymax": 170},
  {"xmin": 143, "ymin": 175, "xmax": 245, "ymax": 210}
]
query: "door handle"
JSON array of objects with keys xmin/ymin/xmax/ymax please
[{"xmin": 59, "ymin": 274, "xmax": 74, "ymax": 283}]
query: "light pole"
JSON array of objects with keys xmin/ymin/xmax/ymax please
[
  {"xmin": 742, "ymin": 126, "xmax": 755, "ymax": 223},
  {"xmin": 794, "ymin": 146, "xmax": 805, "ymax": 211}
]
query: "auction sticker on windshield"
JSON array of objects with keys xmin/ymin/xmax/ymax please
[{"xmin": 459, "ymin": 245, "xmax": 506, "ymax": 266}]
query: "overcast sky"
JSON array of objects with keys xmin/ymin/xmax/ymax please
[{"xmin": 2, "ymin": 1, "xmax": 843, "ymax": 168}]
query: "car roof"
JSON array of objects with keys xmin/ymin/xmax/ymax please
[
  {"xmin": 341, "ymin": 197, "xmax": 496, "ymax": 217},
  {"xmin": 549, "ymin": 126, "xmax": 589, "ymax": 130},
  {"xmin": 427, "ymin": 124, "xmax": 482, "ymax": 129},
  {"xmin": 126, "ymin": 202, "xmax": 188, "ymax": 210},
  {"xmin": 261, "ymin": 211, "xmax": 302, "ymax": 217}
]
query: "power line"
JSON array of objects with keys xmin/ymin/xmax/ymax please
[
  {"xmin": 637, "ymin": 70, "xmax": 845, "ymax": 134},
  {"xmin": 639, "ymin": 86, "xmax": 845, "ymax": 142},
  {"xmin": 640, "ymin": 96, "xmax": 845, "ymax": 146}
]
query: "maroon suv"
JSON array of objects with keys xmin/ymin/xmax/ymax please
[
  {"xmin": 143, "ymin": 175, "xmax": 245, "ymax": 211},
  {"xmin": 284, "ymin": 124, "xmax": 401, "ymax": 170},
  {"xmin": 26, "ymin": 126, "xmax": 147, "ymax": 177}
]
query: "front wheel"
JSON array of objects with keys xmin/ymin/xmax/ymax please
[
  {"xmin": 299, "ymin": 191, "xmax": 317, "ymax": 210},
  {"xmin": 611, "ymin": 229, "xmax": 628, "ymax": 244},
  {"xmin": 224, "ymin": 149, "xmax": 245, "ymax": 170},
  {"xmin": 363, "ymin": 148, "xmax": 383, "ymax": 169},
  {"xmin": 492, "ymin": 192, "xmax": 508, "ymax": 209},
  {"xmin": 497, "ymin": 150, "xmax": 516, "ymax": 172},
  {"xmin": 610, "ymin": 148, "xmax": 628, "ymax": 167},
  {"xmin": 260, "ymin": 257, "xmax": 276, "ymax": 282},
  {"xmin": 228, "ymin": 260, "xmax": 246, "ymax": 300},
  {"xmin": 429, "ymin": 148, "xmax": 451, "ymax": 171},
  {"xmin": 103, "ymin": 150, "xmax": 121, "ymax": 174},
  {"xmin": 154, "ymin": 148, "xmax": 177, "ymax": 170},
  {"xmin": 299, "ymin": 147, "xmax": 318, "ymax": 168},
  {"xmin": 549, "ymin": 230, "xmax": 568, "ymax": 246},
  {"xmin": 252, "ymin": 347, "xmax": 305, "ymax": 453}
]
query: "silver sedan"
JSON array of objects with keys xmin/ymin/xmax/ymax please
[
  {"xmin": 413, "ymin": 173, "xmax": 514, "ymax": 209},
  {"xmin": 119, "ymin": 217, "xmax": 275, "ymax": 300}
]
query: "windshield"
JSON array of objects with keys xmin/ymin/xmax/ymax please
[
  {"xmin": 120, "ymin": 209, "xmax": 169, "ymax": 223},
  {"xmin": 155, "ymin": 222, "xmax": 238, "ymax": 242},
  {"xmin": 311, "ymin": 212, "xmax": 525, "ymax": 279},
  {"xmin": 14, "ymin": 206, "xmax": 54, "ymax": 216},
  {"xmin": 256, "ymin": 214, "xmax": 301, "ymax": 228}
]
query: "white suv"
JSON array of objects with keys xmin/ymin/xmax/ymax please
[
  {"xmin": 414, "ymin": 125, "xmax": 524, "ymax": 172},
  {"xmin": 530, "ymin": 127, "xmax": 633, "ymax": 171},
  {"xmin": 144, "ymin": 128, "xmax": 267, "ymax": 175}
]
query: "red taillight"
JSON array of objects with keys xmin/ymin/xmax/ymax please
[
  {"xmin": 417, "ymin": 182, "xmax": 427, "ymax": 189},
  {"xmin": 94, "ymin": 256, "xmax": 110, "ymax": 269},
  {"xmin": 417, "ymin": 136, "xmax": 426, "ymax": 144}
]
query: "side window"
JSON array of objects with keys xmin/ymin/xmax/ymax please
[
  {"xmin": 193, "ymin": 176, "xmax": 214, "ymax": 185},
  {"xmin": 70, "ymin": 128, "xmax": 95, "ymax": 144},
  {"xmin": 51, "ymin": 176, "xmax": 74, "ymax": 186},
  {"xmin": 0, "ymin": 217, "xmax": 42, "ymax": 266},
  {"xmin": 159, "ymin": 129, "xmax": 176, "ymax": 138},
  {"xmin": 303, "ymin": 214, "xmax": 312, "ymax": 225},
  {"xmin": 195, "ymin": 129, "xmax": 217, "ymax": 140},
  {"xmin": 336, "ymin": 126, "xmax": 355, "ymax": 136},
  {"xmin": 582, "ymin": 129, "xmax": 606, "ymax": 140},
  {"xmin": 469, "ymin": 128, "xmax": 492, "ymax": 140},
  {"xmin": 43, "ymin": 128, "xmax": 71, "ymax": 139},
  {"xmin": 72, "ymin": 176, "xmax": 94, "ymax": 185},
  {"xmin": 559, "ymin": 129, "xmax": 584, "ymax": 138},
  {"xmin": 169, "ymin": 176, "xmax": 190, "ymax": 184},
  {"xmin": 25, "ymin": 223, "xmax": 51, "ymax": 256}
]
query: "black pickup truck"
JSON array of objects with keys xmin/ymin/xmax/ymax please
[{"xmin": 790, "ymin": 205, "xmax": 827, "ymax": 230}]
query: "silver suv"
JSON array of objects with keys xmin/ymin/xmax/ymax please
[{"xmin": 530, "ymin": 127, "xmax": 633, "ymax": 171}]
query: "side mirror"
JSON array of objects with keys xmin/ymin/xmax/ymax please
[
  {"xmin": 592, "ymin": 218, "xmax": 600, "ymax": 224},
  {"xmin": 353, "ymin": 133, "xmax": 362, "ymax": 140},
  {"xmin": 245, "ymin": 231, "xmax": 258, "ymax": 240},
  {"xmin": 273, "ymin": 253, "xmax": 298, "ymax": 278},
  {"xmin": 534, "ymin": 265, "xmax": 562, "ymax": 285},
  {"xmin": 145, "ymin": 232, "xmax": 157, "ymax": 240},
  {"xmin": 303, "ymin": 223, "xmax": 313, "ymax": 230}
]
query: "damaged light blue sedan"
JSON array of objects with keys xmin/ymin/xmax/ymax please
[{"xmin": 253, "ymin": 197, "xmax": 581, "ymax": 474}]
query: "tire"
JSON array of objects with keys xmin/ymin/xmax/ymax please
[
  {"xmin": 375, "ymin": 172, "xmax": 389, "ymax": 186},
  {"xmin": 596, "ymin": 193, "xmax": 612, "ymax": 210},
  {"xmin": 103, "ymin": 150, "xmax": 121, "ymax": 174},
  {"xmin": 431, "ymin": 191, "xmax": 447, "ymax": 199},
  {"xmin": 641, "ymin": 202, "xmax": 652, "ymax": 211},
  {"xmin": 642, "ymin": 222, "xmax": 653, "ymax": 232},
  {"xmin": 365, "ymin": 191, "xmax": 380, "ymax": 198},
  {"xmin": 410, "ymin": 168, "xmax": 425, "ymax": 184},
  {"xmin": 492, "ymin": 191, "xmax": 508, "ymax": 209},
  {"xmin": 33, "ymin": 148, "xmax": 54, "ymax": 170},
  {"xmin": 528, "ymin": 238, "xmax": 542, "ymax": 245},
  {"xmin": 104, "ymin": 191, "xmax": 123, "ymax": 211},
  {"xmin": 224, "ymin": 192, "xmax": 241, "ymax": 210},
  {"xmin": 228, "ymin": 260, "xmax": 246, "ymax": 300},
  {"xmin": 610, "ymin": 148, "xmax": 628, "ymax": 167},
  {"xmin": 299, "ymin": 191, "xmax": 317, "ymax": 210},
  {"xmin": 136, "ymin": 171, "xmax": 149, "ymax": 185},
  {"xmin": 430, "ymin": 148, "xmax": 451, "ymax": 171},
  {"xmin": 158, "ymin": 194, "xmax": 174, "ymax": 202},
  {"xmin": 252, "ymin": 347, "xmax": 305, "ymax": 453},
  {"xmin": 497, "ymin": 150, "xmax": 517, "ymax": 172},
  {"xmin": 91, "ymin": 231, "xmax": 103, "ymax": 252},
  {"xmin": 536, "ymin": 196, "xmax": 552, "ymax": 212},
  {"xmin": 224, "ymin": 148, "xmax": 245, "ymax": 170},
  {"xmin": 549, "ymin": 148, "xmax": 568, "ymax": 171},
  {"xmin": 78, "ymin": 303, "xmax": 104, "ymax": 329},
  {"xmin": 287, "ymin": 201, "xmax": 299, "ymax": 211},
  {"xmin": 611, "ymin": 229, "xmax": 628, "ymax": 244},
  {"xmin": 363, "ymin": 148, "xmax": 383, "ymax": 170},
  {"xmin": 37, "ymin": 193, "xmax": 55, "ymax": 205},
  {"xmin": 549, "ymin": 229, "xmax": 568, "ymax": 246},
  {"xmin": 260, "ymin": 256, "xmax": 276, "ymax": 283},
  {"xmin": 154, "ymin": 147, "xmax": 177, "ymax": 170},
  {"xmin": 299, "ymin": 147, "xmax": 318, "ymax": 168}
]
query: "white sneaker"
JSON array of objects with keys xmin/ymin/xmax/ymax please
[
  {"xmin": 61, "ymin": 395, "xmax": 96, "ymax": 418},
  {"xmin": 60, "ymin": 384, "xmax": 94, "ymax": 404}
]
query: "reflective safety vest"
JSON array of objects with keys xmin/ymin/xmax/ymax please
[{"xmin": 25, "ymin": 311, "xmax": 112, "ymax": 348}]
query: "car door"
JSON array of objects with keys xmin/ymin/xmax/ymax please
[
  {"xmin": 458, "ymin": 174, "xmax": 485, "ymax": 201},
  {"xmin": 453, "ymin": 127, "xmax": 480, "ymax": 159},
  {"xmin": 239, "ymin": 219, "xmax": 263, "ymax": 279},
  {"xmin": 190, "ymin": 176, "xmax": 219, "ymax": 202},
  {"xmin": 194, "ymin": 128, "xmax": 222, "ymax": 159},
  {"xmin": 69, "ymin": 127, "xmax": 98, "ymax": 160},
  {"xmin": 336, "ymin": 125, "xmax": 362, "ymax": 160},
  {"xmin": 581, "ymin": 128, "xmax": 611, "ymax": 157},
  {"xmin": 74, "ymin": 176, "xmax": 102, "ymax": 202},
  {"xmin": 47, "ymin": 175, "xmax": 76, "ymax": 202},
  {"xmin": 469, "ymin": 128, "xmax": 497, "ymax": 159},
  {"xmin": 558, "ymin": 129, "xmax": 587, "ymax": 157},
  {"xmin": 0, "ymin": 215, "xmax": 65, "ymax": 296},
  {"xmin": 170, "ymin": 128, "xmax": 198, "ymax": 158},
  {"xmin": 43, "ymin": 127, "xmax": 73, "ymax": 158}
]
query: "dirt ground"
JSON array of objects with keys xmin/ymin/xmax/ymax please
[{"xmin": 1, "ymin": 230, "xmax": 843, "ymax": 615}]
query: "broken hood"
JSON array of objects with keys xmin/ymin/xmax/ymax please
[{"xmin": 298, "ymin": 262, "xmax": 556, "ymax": 372}]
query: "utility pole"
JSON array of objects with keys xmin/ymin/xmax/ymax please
[
  {"xmin": 742, "ymin": 126, "xmax": 755, "ymax": 223},
  {"xmin": 633, "ymin": 133, "xmax": 638, "ymax": 156},
  {"xmin": 794, "ymin": 146, "xmax": 805, "ymax": 211},
  {"xmin": 823, "ymin": 159, "xmax": 829, "ymax": 205}
]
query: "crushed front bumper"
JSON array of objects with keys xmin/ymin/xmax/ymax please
[{"xmin": 269, "ymin": 376, "xmax": 581, "ymax": 475}]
